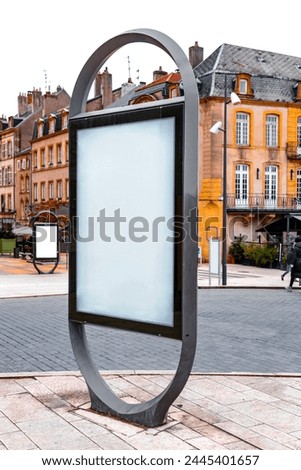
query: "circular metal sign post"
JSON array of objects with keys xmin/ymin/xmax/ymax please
[{"xmin": 69, "ymin": 29, "xmax": 199, "ymax": 427}]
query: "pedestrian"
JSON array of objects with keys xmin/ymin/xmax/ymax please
[
  {"xmin": 286, "ymin": 236, "xmax": 301, "ymax": 292},
  {"xmin": 281, "ymin": 243, "xmax": 294, "ymax": 280}
]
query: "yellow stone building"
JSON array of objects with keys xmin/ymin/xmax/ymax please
[{"xmin": 195, "ymin": 44, "xmax": 301, "ymax": 262}]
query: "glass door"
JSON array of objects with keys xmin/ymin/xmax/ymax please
[
  {"xmin": 235, "ymin": 164, "xmax": 249, "ymax": 207},
  {"xmin": 265, "ymin": 165, "xmax": 278, "ymax": 207}
]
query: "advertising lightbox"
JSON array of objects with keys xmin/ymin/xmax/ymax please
[
  {"xmin": 33, "ymin": 223, "xmax": 58, "ymax": 261},
  {"xmin": 69, "ymin": 99, "xmax": 184, "ymax": 338}
]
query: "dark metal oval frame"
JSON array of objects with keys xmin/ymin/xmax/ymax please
[{"xmin": 69, "ymin": 28, "xmax": 199, "ymax": 427}]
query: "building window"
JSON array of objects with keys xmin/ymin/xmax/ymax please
[
  {"xmin": 239, "ymin": 79, "xmax": 247, "ymax": 94},
  {"xmin": 65, "ymin": 179, "xmax": 69, "ymax": 199},
  {"xmin": 25, "ymin": 176, "xmax": 29, "ymax": 192},
  {"xmin": 48, "ymin": 147, "xmax": 53, "ymax": 166},
  {"xmin": 57, "ymin": 144, "xmax": 62, "ymax": 164},
  {"xmin": 297, "ymin": 169, "xmax": 301, "ymax": 200},
  {"xmin": 38, "ymin": 119, "xmax": 44, "ymax": 138},
  {"xmin": 7, "ymin": 166, "xmax": 12, "ymax": 184},
  {"xmin": 20, "ymin": 176, "xmax": 24, "ymax": 193},
  {"xmin": 297, "ymin": 117, "xmax": 301, "ymax": 155},
  {"xmin": 265, "ymin": 165, "xmax": 278, "ymax": 207},
  {"xmin": 22, "ymin": 158, "xmax": 26, "ymax": 170},
  {"xmin": 2, "ymin": 142, "xmax": 7, "ymax": 158},
  {"xmin": 17, "ymin": 160, "xmax": 21, "ymax": 171},
  {"xmin": 49, "ymin": 181, "xmax": 54, "ymax": 199},
  {"xmin": 33, "ymin": 183, "xmax": 38, "ymax": 201},
  {"xmin": 266, "ymin": 114, "xmax": 278, "ymax": 147},
  {"xmin": 236, "ymin": 113, "xmax": 249, "ymax": 145},
  {"xmin": 33, "ymin": 151, "xmax": 38, "ymax": 169},
  {"xmin": 235, "ymin": 164, "xmax": 249, "ymax": 206},
  {"xmin": 0, "ymin": 169, "xmax": 2, "ymax": 186},
  {"xmin": 41, "ymin": 182, "xmax": 46, "ymax": 201},
  {"xmin": 7, "ymin": 140, "xmax": 12, "ymax": 157},
  {"xmin": 57, "ymin": 180, "xmax": 62, "ymax": 199},
  {"xmin": 49, "ymin": 116, "xmax": 56, "ymax": 133},
  {"xmin": 7, "ymin": 194, "xmax": 11, "ymax": 211},
  {"xmin": 65, "ymin": 142, "xmax": 69, "ymax": 162},
  {"xmin": 41, "ymin": 148, "xmax": 46, "ymax": 167},
  {"xmin": 62, "ymin": 111, "xmax": 68, "ymax": 129}
]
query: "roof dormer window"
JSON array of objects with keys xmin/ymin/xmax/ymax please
[
  {"xmin": 239, "ymin": 79, "xmax": 247, "ymax": 94},
  {"xmin": 234, "ymin": 74, "xmax": 253, "ymax": 98},
  {"xmin": 294, "ymin": 81, "xmax": 301, "ymax": 102},
  {"xmin": 37, "ymin": 118, "xmax": 44, "ymax": 138},
  {"xmin": 49, "ymin": 114, "xmax": 56, "ymax": 134}
]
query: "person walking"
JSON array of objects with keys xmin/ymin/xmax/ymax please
[
  {"xmin": 281, "ymin": 242, "xmax": 294, "ymax": 280},
  {"xmin": 286, "ymin": 236, "xmax": 301, "ymax": 291}
]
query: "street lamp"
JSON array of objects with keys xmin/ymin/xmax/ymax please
[{"xmin": 210, "ymin": 74, "xmax": 241, "ymax": 286}]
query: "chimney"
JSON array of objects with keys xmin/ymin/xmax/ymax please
[
  {"xmin": 18, "ymin": 93, "xmax": 28, "ymax": 116},
  {"xmin": 189, "ymin": 41, "xmax": 203, "ymax": 68},
  {"xmin": 94, "ymin": 67, "xmax": 113, "ymax": 108},
  {"xmin": 42, "ymin": 92, "xmax": 57, "ymax": 117},
  {"xmin": 153, "ymin": 66, "xmax": 167, "ymax": 82},
  {"xmin": 32, "ymin": 88, "xmax": 42, "ymax": 112}
]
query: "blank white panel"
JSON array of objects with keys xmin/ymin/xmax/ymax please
[
  {"xmin": 35, "ymin": 225, "xmax": 57, "ymax": 259},
  {"xmin": 76, "ymin": 117, "xmax": 175, "ymax": 326}
]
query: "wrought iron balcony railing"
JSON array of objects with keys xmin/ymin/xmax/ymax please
[{"xmin": 227, "ymin": 194, "xmax": 301, "ymax": 210}]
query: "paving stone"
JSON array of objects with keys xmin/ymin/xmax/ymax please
[
  {"xmin": 0, "ymin": 416, "xmax": 19, "ymax": 434},
  {"xmin": 250, "ymin": 423, "xmax": 299, "ymax": 445},
  {"xmin": 91, "ymin": 432, "xmax": 135, "ymax": 450},
  {"xmin": 18, "ymin": 415, "xmax": 100, "ymax": 450},
  {"xmin": 186, "ymin": 435, "xmax": 228, "ymax": 450},
  {"xmin": 0, "ymin": 430, "xmax": 38, "ymax": 450},
  {"xmin": 0, "ymin": 379, "xmax": 25, "ymax": 396},
  {"xmin": 230, "ymin": 400, "xmax": 301, "ymax": 433},
  {"xmin": 74, "ymin": 409, "xmax": 144, "ymax": 437},
  {"xmin": 246, "ymin": 434, "xmax": 292, "ymax": 450},
  {"xmin": 165, "ymin": 423, "xmax": 203, "ymax": 440},
  {"xmin": 37, "ymin": 376, "xmax": 89, "ymax": 407},
  {"xmin": 0, "ymin": 392, "xmax": 53, "ymax": 423},
  {"xmin": 127, "ymin": 430, "xmax": 196, "ymax": 450}
]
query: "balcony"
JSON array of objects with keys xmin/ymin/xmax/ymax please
[
  {"xmin": 227, "ymin": 194, "xmax": 301, "ymax": 211},
  {"xmin": 286, "ymin": 141, "xmax": 301, "ymax": 159}
]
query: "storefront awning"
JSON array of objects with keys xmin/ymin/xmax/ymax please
[{"xmin": 256, "ymin": 215, "xmax": 301, "ymax": 233}]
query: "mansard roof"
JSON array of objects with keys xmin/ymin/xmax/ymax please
[{"xmin": 194, "ymin": 43, "xmax": 301, "ymax": 102}]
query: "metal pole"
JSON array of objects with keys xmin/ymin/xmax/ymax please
[{"xmin": 222, "ymin": 74, "xmax": 227, "ymax": 286}]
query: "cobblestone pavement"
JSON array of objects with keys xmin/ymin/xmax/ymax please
[{"xmin": 0, "ymin": 289, "xmax": 300, "ymax": 374}]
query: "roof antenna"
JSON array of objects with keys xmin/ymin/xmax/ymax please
[
  {"xmin": 127, "ymin": 56, "xmax": 131, "ymax": 81},
  {"xmin": 43, "ymin": 70, "xmax": 48, "ymax": 92}
]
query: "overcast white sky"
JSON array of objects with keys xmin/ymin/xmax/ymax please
[{"xmin": 1, "ymin": 0, "xmax": 301, "ymax": 117}]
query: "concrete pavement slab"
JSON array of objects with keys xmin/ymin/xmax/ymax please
[{"xmin": 0, "ymin": 372, "xmax": 301, "ymax": 450}]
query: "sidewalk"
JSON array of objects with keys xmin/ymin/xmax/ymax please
[
  {"xmin": 198, "ymin": 263, "xmax": 289, "ymax": 288},
  {"xmin": 1, "ymin": 255, "xmax": 301, "ymax": 450},
  {"xmin": 0, "ymin": 254, "xmax": 68, "ymax": 298},
  {"xmin": 1, "ymin": 371, "xmax": 301, "ymax": 450},
  {"xmin": 0, "ymin": 255, "xmax": 291, "ymax": 299}
]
